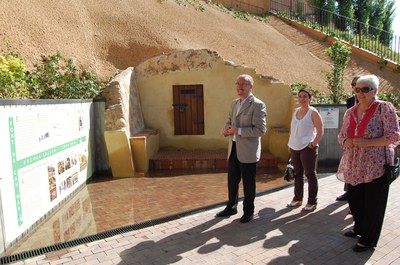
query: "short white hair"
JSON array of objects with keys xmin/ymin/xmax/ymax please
[
  {"xmin": 237, "ymin": 74, "xmax": 254, "ymax": 86},
  {"xmin": 357, "ymin": 74, "xmax": 379, "ymax": 89}
]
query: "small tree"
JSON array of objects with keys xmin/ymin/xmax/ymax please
[
  {"xmin": 323, "ymin": 41, "xmax": 352, "ymax": 103},
  {"xmin": 336, "ymin": 0, "xmax": 355, "ymax": 31},
  {"xmin": 354, "ymin": 0, "xmax": 373, "ymax": 34},
  {"xmin": 380, "ymin": 0, "xmax": 396, "ymax": 46}
]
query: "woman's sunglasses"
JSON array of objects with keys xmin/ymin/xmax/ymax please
[{"xmin": 355, "ymin": 87, "xmax": 374, "ymax": 93}]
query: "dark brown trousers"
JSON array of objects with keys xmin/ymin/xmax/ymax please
[{"xmin": 290, "ymin": 146, "xmax": 318, "ymax": 205}]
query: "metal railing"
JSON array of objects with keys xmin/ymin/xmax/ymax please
[{"xmin": 270, "ymin": 0, "xmax": 400, "ymax": 65}]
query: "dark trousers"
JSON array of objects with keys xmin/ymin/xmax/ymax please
[
  {"xmin": 290, "ymin": 146, "xmax": 318, "ymax": 205},
  {"xmin": 348, "ymin": 174, "xmax": 389, "ymax": 247},
  {"xmin": 226, "ymin": 142, "xmax": 257, "ymax": 215}
]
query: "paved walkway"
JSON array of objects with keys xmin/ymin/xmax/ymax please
[
  {"xmin": 4, "ymin": 167, "xmax": 288, "ymax": 257},
  {"xmin": 11, "ymin": 173, "xmax": 400, "ymax": 265}
]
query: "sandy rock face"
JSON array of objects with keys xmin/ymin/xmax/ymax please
[
  {"xmin": 0, "ymin": 0, "xmax": 331, "ymax": 90},
  {"xmin": 1, "ymin": 0, "xmax": 398, "ymax": 94}
]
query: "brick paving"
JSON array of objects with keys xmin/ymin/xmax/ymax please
[
  {"xmin": 11, "ymin": 173, "xmax": 400, "ymax": 264},
  {"xmin": 4, "ymin": 167, "xmax": 288, "ymax": 257}
]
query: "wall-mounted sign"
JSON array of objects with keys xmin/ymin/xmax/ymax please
[
  {"xmin": 319, "ymin": 107, "xmax": 339, "ymax": 129},
  {"xmin": 0, "ymin": 102, "xmax": 93, "ymax": 248}
]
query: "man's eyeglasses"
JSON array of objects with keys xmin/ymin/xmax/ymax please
[
  {"xmin": 355, "ymin": 87, "xmax": 374, "ymax": 93},
  {"xmin": 236, "ymin": 82, "xmax": 249, "ymax": 87}
]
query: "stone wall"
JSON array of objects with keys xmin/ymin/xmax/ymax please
[
  {"xmin": 102, "ymin": 67, "xmax": 144, "ymax": 136},
  {"xmin": 129, "ymin": 71, "xmax": 145, "ymax": 136},
  {"xmin": 135, "ymin": 49, "xmax": 220, "ymax": 78},
  {"xmin": 213, "ymin": 0, "xmax": 269, "ymax": 14}
]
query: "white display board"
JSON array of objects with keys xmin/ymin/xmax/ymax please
[
  {"xmin": 12, "ymin": 186, "xmax": 97, "ymax": 253},
  {"xmin": 319, "ymin": 107, "xmax": 339, "ymax": 129},
  {"xmin": 0, "ymin": 102, "xmax": 92, "ymax": 247},
  {"xmin": 0, "ymin": 191, "xmax": 5, "ymax": 254}
]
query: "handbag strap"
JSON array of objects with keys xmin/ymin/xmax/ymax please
[
  {"xmin": 380, "ymin": 103, "xmax": 398, "ymax": 165},
  {"xmin": 384, "ymin": 146, "xmax": 388, "ymax": 164},
  {"xmin": 378, "ymin": 103, "xmax": 388, "ymax": 165}
]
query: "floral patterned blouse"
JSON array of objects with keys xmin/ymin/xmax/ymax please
[{"xmin": 337, "ymin": 100, "xmax": 400, "ymax": 186}]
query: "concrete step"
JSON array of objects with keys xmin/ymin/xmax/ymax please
[{"xmin": 149, "ymin": 149, "xmax": 278, "ymax": 170}]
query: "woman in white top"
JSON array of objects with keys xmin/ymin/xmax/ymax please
[{"xmin": 287, "ymin": 88, "xmax": 324, "ymax": 211}]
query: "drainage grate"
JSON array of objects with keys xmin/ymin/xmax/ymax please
[{"xmin": 0, "ymin": 183, "xmax": 293, "ymax": 264}]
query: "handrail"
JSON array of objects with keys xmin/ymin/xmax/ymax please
[{"xmin": 270, "ymin": 0, "xmax": 400, "ymax": 65}]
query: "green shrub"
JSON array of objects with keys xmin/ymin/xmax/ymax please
[
  {"xmin": 379, "ymin": 91, "xmax": 400, "ymax": 108},
  {"xmin": 232, "ymin": 10, "xmax": 250, "ymax": 21},
  {"xmin": 29, "ymin": 51, "xmax": 104, "ymax": 99},
  {"xmin": 0, "ymin": 52, "xmax": 30, "ymax": 98},
  {"xmin": 0, "ymin": 50, "xmax": 105, "ymax": 99}
]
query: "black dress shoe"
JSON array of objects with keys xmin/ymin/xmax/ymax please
[
  {"xmin": 216, "ymin": 208, "xmax": 237, "ymax": 217},
  {"xmin": 336, "ymin": 193, "xmax": 349, "ymax": 201},
  {"xmin": 240, "ymin": 213, "xmax": 253, "ymax": 223},
  {"xmin": 353, "ymin": 243, "xmax": 373, "ymax": 252},
  {"xmin": 344, "ymin": 230, "xmax": 358, "ymax": 237}
]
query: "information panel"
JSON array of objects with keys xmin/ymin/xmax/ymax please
[
  {"xmin": 319, "ymin": 107, "xmax": 339, "ymax": 129},
  {"xmin": 0, "ymin": 102, "xmax": 93, "ymax": 247}
]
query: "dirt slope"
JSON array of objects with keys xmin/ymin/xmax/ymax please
[{"xmin": 0, "ymin": 0, "xmax": 398, "ymax": 92}]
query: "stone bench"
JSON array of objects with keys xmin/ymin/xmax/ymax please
[
  {"xmin": 130, "ymin": 129, "xmax": 159, "ymax": 175},
  {"xmin": 104, "ymin": 128, "xmax": 159, "ymax": 177}
]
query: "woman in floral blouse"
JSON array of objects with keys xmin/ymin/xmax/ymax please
[{"xmin": 337, "ymin": 74, "xmax": 400, "ymax": 252}]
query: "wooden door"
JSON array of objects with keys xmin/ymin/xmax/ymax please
[{"xmin": 172, "ymin": 85, "xmax": 204, "ymax": 135}]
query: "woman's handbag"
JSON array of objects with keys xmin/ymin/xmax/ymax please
[
  {"xmin": 283, "ymin": 155, "xmax": 295, "ymax": 182},
  {"xmin": 384, "ymin": 146, "xmax": 400, "ymax": 185}
]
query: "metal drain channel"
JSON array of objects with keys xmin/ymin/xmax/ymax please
[{"xmin": 0, "ymin": 183, "xmax": 293, "ymax": 265}]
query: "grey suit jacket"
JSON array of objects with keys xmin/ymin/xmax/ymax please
[{"xmin": 226, "ymin": 94, "xmax": 267, "ymax": 163}]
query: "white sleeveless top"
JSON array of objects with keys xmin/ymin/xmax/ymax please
[{"xmin": 288, "ymin": 107, "xmax": 317, "ymax": 151}]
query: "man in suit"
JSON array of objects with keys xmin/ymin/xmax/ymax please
[{"xmin": 216, "ymin": 74, "xmax": 267, "ymax": 223}]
